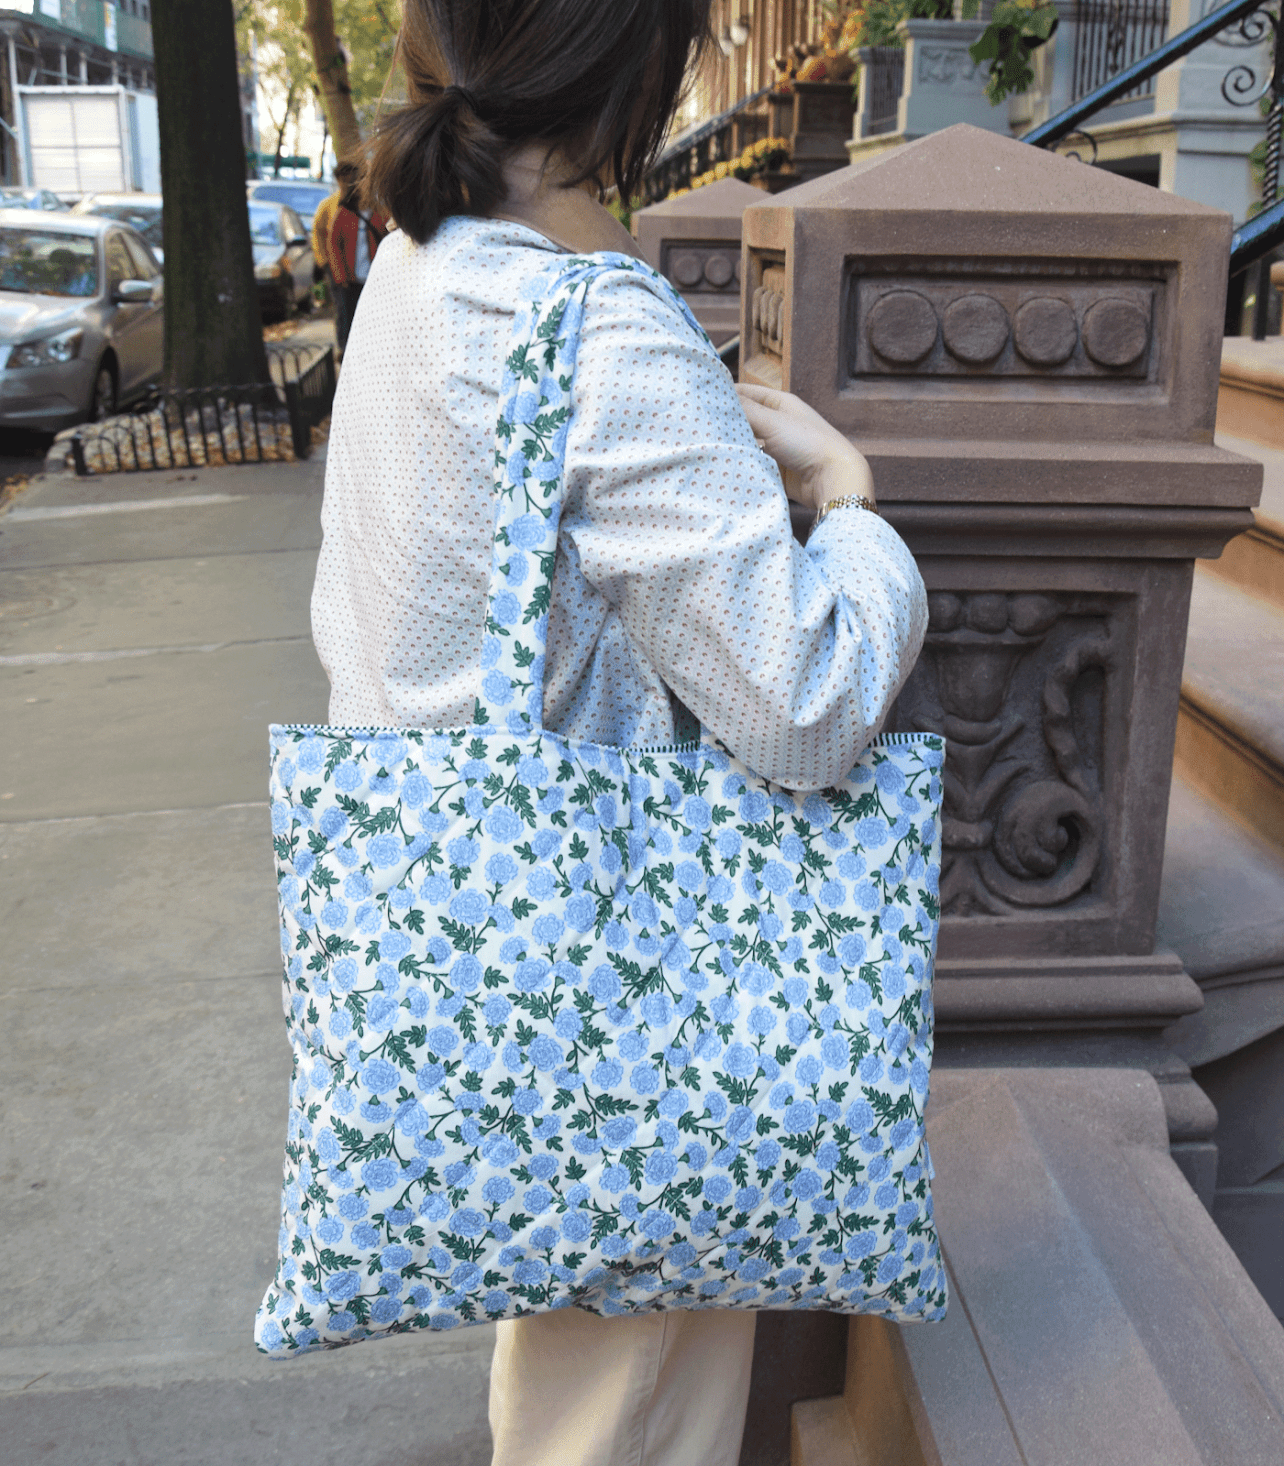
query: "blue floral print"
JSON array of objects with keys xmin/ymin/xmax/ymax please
[{"xmin": 255, "ymin": 253, "xmax": 946, "ymax": 1357}]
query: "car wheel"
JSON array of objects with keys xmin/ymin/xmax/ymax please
[
  {"xmin": 297, "ymin": 282, "xmax": 314, "ymax": 314},
  {"xmin": 89, "ymin": 361, "xmax": 116, "ymax": 422}
]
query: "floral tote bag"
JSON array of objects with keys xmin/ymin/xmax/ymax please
[{"xmin": 255, "ymin": 253, "xmax": 947, "ymax": 1356}]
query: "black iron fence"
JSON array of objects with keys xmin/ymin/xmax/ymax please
[
  {"xmin": 69, "ymin": 343, "xmax": 336, "ymax": 476},
  {"xmin": 864, "ymin": 47, "xmax": 907, "ymax": 134},
  {"xmin": 642, "ymin": 86, "xmax": 774, "ymax": 203},
  {"xmin": 1073, "ymin": 0, "xmax": 1170, "ymax": 101}
]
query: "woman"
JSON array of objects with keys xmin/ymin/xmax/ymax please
[{"xmin": 312, "ymin": 2, "xmax": 928, "ymax": 1462}]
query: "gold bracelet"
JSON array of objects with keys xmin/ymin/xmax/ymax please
[{"xmin": 810, "ymin": 494, "xmax": 878, "ymax": 534}]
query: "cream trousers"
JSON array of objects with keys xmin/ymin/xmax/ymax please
[{"xmin": 488, "ymin": 1307, "xmax": 758, "ymax": 1466}]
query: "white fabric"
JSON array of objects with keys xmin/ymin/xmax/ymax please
[
  {"xmin": 312, "ymin": 215, "xmax": 927, "ymax": 793},
  {"xmin": 489, "ymin": 1308, "xmax": 757, "ymax": 1466}
]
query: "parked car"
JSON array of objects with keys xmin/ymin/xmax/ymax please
[
  {"xmin": 0, "ymin": 210, "xmax": 163, "ymax": 430},
  {"xmin": 0, "ymin": 187, "xmax": 70, "ymax": 213},
  {"xmin": 72, "ymin": 192, "xmax": 164, "ymax": 265},
  {"xmin": 250, "ymin": 201, "xmax": 313, "ymax": 320},
  {"xmin": 246, "ymin": 178, "xmax": 332, "ymax": 233}
]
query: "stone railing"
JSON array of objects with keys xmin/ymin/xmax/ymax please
[
  {"xmin": 737, "ymin": 119, "xmax": 1283, "ymax": 1466},
  {"xmin": 741, "ymin": 120, "xmax": 1261, "ymax": 1184}
]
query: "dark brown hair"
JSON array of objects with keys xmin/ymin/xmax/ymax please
[{"xmin": 364, "ymin": 0, "xmax": 713, "ymax": 244}]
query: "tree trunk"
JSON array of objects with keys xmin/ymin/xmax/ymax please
[
  {"xmin": 303, "ymin": 0, "xmax": 362, "ymax": 163},
  {"xmin": 152, "ymin": 0, "xmax": 269, "ymax": 389},
  {"xmin": 273, "ymin": 80, "xmax": 297, "ymax": 177}
]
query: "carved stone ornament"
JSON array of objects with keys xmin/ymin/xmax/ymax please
[
  {"xmin": 918, "ymin": 44, "xmax": 979, "ymax": 85},
  {"xmin": 892, "ymin": 590, "xmax": 1123, "ymax": 917},
  {"xmin": 752, "ymin": 261, "xmax": 788, "ymax": 359},
  {"xmin": 661, "ymin": 240, "xmax": 742, "ymax": 295},
  {"xmin": 846, "ymin": 259, "xmax": 1163, "ymax": 381}
]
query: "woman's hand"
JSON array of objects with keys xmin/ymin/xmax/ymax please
[{"xmin": 736, "ymin": 383, "xmax": 874, "ymax": 513}]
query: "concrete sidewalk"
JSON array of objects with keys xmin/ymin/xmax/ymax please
[{"xmin": 0, "ymin": 458, "xmax": 494, "ymax": 1463}]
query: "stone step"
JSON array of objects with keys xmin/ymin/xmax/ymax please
[
  {"xmin": 1174, "ymin": 572, "xmax": 1284, "ymax": 851},
  {"xmin": 1157, "ymin": 774, "xmax": 1284, "ymax": 1007},
  {"xmin": 790, "ymin": 1070, "xmax": 1284, "ymax": 1466},
  {"xmin": 1218, "ymin": 338, "xmax": 1284, "ymax": 452},
  {"xmin": 1157, "ymin": 773, "xmax": 1284, "ymax": 1321},
  {"xmin": 1204, "ymin": 432, "xmax": 1284, "ymax": 611}
]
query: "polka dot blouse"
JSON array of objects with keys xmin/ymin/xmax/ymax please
[{"xmin": 311, "ymin": 216, "xmax": 927, "ymax": 792}]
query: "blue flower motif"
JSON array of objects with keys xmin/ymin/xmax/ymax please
[
  {"xmin": 782, "ymin": 1099, "xmax": 817, "ymax": 1134},
  {"xmin": 361, "ymin": 1158, "xmax": 400, "ymax": 1191},
  {"xmin": 528, "ymin": 1033, "xmax": 562, "ymax": 1071},
  {"xmin": 367, "ymin": 833, "xmax": 404, "ymax": 869},
  {"xmin": 746, "ymin": 1005, "xmax": 776, "ymax": 1036},
  {"xmin": 363, "ymin": 1058, "xmax": 399, "ymax": 1095},
  {"xmin": 448, "ymin": 890, "xmax": 488, "ymax": 926}
]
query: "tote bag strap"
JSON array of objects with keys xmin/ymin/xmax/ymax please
[{"xmin": 476, "ymin": 252, "xmax": 713, "ymax": 738}]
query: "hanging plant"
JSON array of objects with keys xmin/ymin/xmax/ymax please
[{"xmin": 963, "ymin": 0, "xmax": 1060, "ymax": 104}]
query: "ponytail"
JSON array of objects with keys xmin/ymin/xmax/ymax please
[
  {"xmin": 365, "ymin": 84, "xmax": 505, "ymax": 244},
  {"xmin": 359, "ymin": 0, "xmax": 713, "ymax": 246}
]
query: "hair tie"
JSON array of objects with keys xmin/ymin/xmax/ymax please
[{"xmin": 442, "ymin": 84, "xmax": 480, "ymax": 114}]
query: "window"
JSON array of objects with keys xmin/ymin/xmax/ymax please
[
  {"xmin": 105, "ymin": 233, "xmax": 132, "ymax": 292},
  {"xmin": 91, "ymin": 202, "xmax": 163, "ymax": 250},
  {"xmin": 122, "ymin": 231, "xmax": 157, "ymax": 280},
  {"xmin": 248, "ymin": 204, "xmax": 283, "ymax": 247},
  {"xmin": 0, "ymin": 230, "xmax": 97, "ymax": 296},
  {"xmin": 251, "ymin": 183, "xmax": 330, "ymax": 216}
]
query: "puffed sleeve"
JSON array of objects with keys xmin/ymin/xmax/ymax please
[{"xmin": 559, "ymin": 267, "xmax": 928, "ymax": 791}]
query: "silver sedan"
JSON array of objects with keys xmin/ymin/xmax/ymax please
[{"xmin": 0, "ymin": 208, "xmax": 163, "ymax": 432}]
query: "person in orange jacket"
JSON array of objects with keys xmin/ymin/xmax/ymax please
[{"xmin": 312, "ymin": 160, "xmax": 388, "ymax": 354}]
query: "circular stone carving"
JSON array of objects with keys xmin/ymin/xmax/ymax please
[
  {"xmin": 965, "ymin": 593, "xmax": 1009, "ymax": 634},
  {"xmin": 1082, "ymin": 298, "xmax": 1149, "ymax": 368},
  {"xmin": 942, "ymin": 293, "xmax": 1010, "ymax": 365},
  {"xmin": 1013, "ymin": 297, "xmax": 1077, "ymax": 367},
  {"xmin": 867, "ymin": 290, "xmax": 938, "ymax": 364},
  {"xmin": 927, "ymin": 592, "xmax": 963, "ymax": 632},
  {"xmin": 670, "ymin": 251, "xmax": 703, "ymax": 288},
  {"xmin": 703, "ymin": 252, "xmax": 734, "ymax": 288}
]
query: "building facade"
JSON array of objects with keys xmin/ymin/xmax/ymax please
[{"xmin": 0, "ymin": 1, "xmax": 155, "ymax": 189}]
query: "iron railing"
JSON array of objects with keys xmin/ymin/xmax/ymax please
[
  {"xmin": 642, "ymin": 86, "xmax": 775, "ymax": 202},
  {"xmin": 1025, "ymin": 0, "xmax": 1272, "ymax": 148},
  {"xmin": 69, "ymin": 343, "xmax": 336, "ymax": 476},
  {"xmin": 1072, "ymin": 0, "xmax": 1170, "ymax": 101},
  {"xmin": 1026, "ymin": 0, "xmax": 1284, "ymax": 337},
  {"xmin": 865, "ymin": 47, "xmax": 907, "ymax": 135}
]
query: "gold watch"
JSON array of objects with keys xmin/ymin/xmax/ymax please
[{"xmin": 810, "ymin": 494, "xmax": 879, "ymax": 536}]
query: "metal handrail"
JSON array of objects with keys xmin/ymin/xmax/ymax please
[
  {"xmin": 1230, "ymin": 196, "xmax": 1284, "ymax": 273},
  {"xmin": 1023, "ymin": 0, "xmax": 1266, "ymax": 148},
  {"xmin": 1023, "ymin": 0, "xmax": 1284, "ymax": 332},
  {"xmin": 653, "ymin": 85, "xmax": 775, "ymax": 171}
]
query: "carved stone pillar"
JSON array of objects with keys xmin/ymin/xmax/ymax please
[
  {"xmin": 740, "ymin": 124, "xmax": 1264, "ymax": 1197},
  {"xmin": 894, "ymin": 19, "xmax": 1009, "ymax": 139},
  {"xmin": 633, "ymin": 176, "xmax": 765, "ymax": 349}
]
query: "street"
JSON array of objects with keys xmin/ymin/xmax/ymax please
[
  {"xmin": 0, "ymin": 454, "xmax": 495, "ymax": 1464},
  {"xmin": 0, "ymin": 427, "xmax": 58, "ymax": 492}
]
